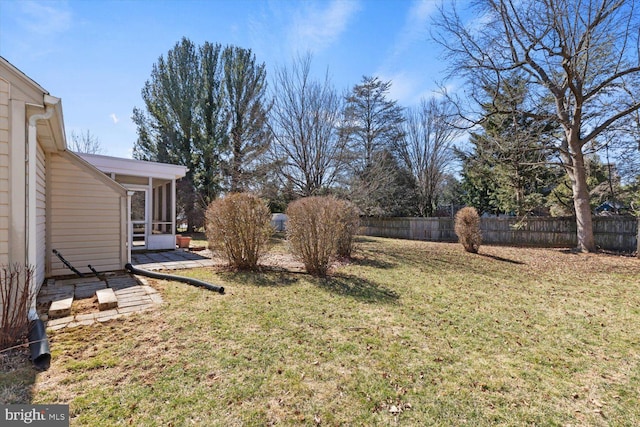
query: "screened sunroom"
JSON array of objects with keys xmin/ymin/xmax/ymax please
[{"xmin": 78, "ymin": 153, "xmax": 187, "ymax": 252}]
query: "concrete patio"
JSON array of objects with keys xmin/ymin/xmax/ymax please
[{"xmin": 130, "ymin": 249, "xmax": 215, "ymax": 271}]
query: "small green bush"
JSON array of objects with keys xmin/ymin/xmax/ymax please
[
  {"xmin": 286, "ymin": 196, "xmax": 356, "ymax": 277},
  {"xmin": 454, "ymin": 207, "xmax": 482, "ymax": 253},
  {"xmin": 205, "ymin": 193, "xmax": 273, "ymax": 270}
]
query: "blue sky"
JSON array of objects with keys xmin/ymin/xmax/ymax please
[{"xmin": 0, "ymin": 0, "xmax": 452, "ymax": 159}]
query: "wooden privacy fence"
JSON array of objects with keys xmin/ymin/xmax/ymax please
[{"xmin": 359, "ymin": 216, "xmax": 639, "ymax": 252}]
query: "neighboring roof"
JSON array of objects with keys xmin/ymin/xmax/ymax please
[{"xmin": 78, "ymin": 153, "xmax": 188, "ymax": 181}]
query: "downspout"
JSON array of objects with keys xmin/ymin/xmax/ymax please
[
  {"xmin": 26, "ymin": 100, "xmax": 56, "ymax": 318},
  {"xmin": 24, "ymin": 100, "xmax": 57, "ymax": 371}
]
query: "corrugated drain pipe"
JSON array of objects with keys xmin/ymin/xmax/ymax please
[
  {"xmin": 28, "ymin": 318, "xmax": 51, "ymax": 371},
  {"xmin": 125, "ymin": 263, "xmax": 224, "ymax": 294}
]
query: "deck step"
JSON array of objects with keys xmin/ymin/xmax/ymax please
[
  {"xmin": 49, "ymin": 296, "xmax": 74, "ymax": 319},
  {"xmin": 96, "ymin": 288, "xmax": 118, "ymax": 311}
]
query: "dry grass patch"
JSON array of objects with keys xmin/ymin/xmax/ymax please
[{"xmin": 3, "ymin": 237, "xmax": 640, "ymax": 426}]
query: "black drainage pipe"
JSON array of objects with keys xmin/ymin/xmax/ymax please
[
  {"xmin": 28, "ymin": 319, "xmax": 51, "ymax": 371},
  {"xmin": 52, "ymin": 249, "xmax": 84, "ymax": 277},
  {"xmin": 125, "ymin": 263, "xmax": 225, "ymax": 294}
]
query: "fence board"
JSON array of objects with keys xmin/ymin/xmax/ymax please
[{"xmin": 359, "ymin": 216, "xmax": 638, "ymax": 252}]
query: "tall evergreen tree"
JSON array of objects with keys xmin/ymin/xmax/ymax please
[
  {"xmin": 457, "ymin": 77, "xmax": 560, "ymax": 216},
  {"xmin": 341, "ymin": 76, "xmax": 407, "ymax": 215},
  {"xmin": 133, "ymin": 37, "xmax": 207, "ymax": 230},
  {"xmin": 133, "ymin": 38, "xmax": 272, "ymax": 228},
  {"xmin": 222, "ymin": 46, "xmax": 272, "ymax": 192},
  {"xmin": 196, "ymin": 41, "xmax": 226, "ymax": 207},
  {"xmin": 348, "ymin": 149, "xmax": 417, "ymax": 217},
  {"xmin": 341, "ymin": 76, "xmax": 405, "ymax": 170}
]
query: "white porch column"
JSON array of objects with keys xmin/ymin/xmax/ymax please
[
  {"xmin": 147, "ymin": 176, "xmax": 153, "ymax": 238},
  {"xmin": 171, "ymin": 179, "xmax": 176, "ymax": 235},
  {"xmin": 161, "ymin": 183, "xmax": 168, "ymax": 231},
  {"xmin": 127, "ymin": 191, "xmax": 133, "ymax": 263}
]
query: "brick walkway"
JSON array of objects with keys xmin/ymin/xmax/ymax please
[
  {"xmin": 37, "ymin": 273, "xmax": 162, "ymax": 331},
  {"xmin": 38, "ymin": 250, "xmax": 216, "ymax": 330}
]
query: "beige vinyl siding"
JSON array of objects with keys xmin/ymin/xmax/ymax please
[
  {"xmin": 49, "ymin": 152, "xmax": 125, "ymax": 276},
  {"xmin": 35, "ymin": 143, "xmax": 46, "ymax": 285},
  {"xmin": 0, "ymin": 77, "xmax": 9, "ymax": 265}
]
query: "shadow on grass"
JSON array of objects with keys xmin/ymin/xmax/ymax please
[
  {"xmin": 0, "ymin": 347, "xmax": 37, "ymax": 404},
  {"xmin": 351, "ymin": 255, "xmax": 396, "ymax": 270},
  {"xmin": 354, "ymin": 236, "xmax": 383, "ymax": 244},
  {"xmin": 316, "ymin": 274, "xmax": 400, "ymax": 303},
  {"xmin": 219, "ymin": 270, "xmax": 300, "ymax": 287},
  {"xmin": 477, "ymin": 253, "xmax": 526, "ymax": 265}
]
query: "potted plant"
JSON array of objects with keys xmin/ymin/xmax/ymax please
[{"xmin": 176, "ymin": 235, "xmax": 191, "ymax": 248}]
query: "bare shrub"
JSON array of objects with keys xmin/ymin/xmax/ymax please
[
  {"xmin": 1, "ymin": 265, "xmax": 35, "ymax": 350},
  {"xmin": 286, "ymin": 196, "xmax": 351, "ymax": 277},
  {"xmin": 206, "ymin": 193, "xmax": 273, "ymax": 270},
  {"xmin": 336, "ymin": 200, "xmax": 360, "ymax": 258},
  {"xmin": 454, "ymin": 207, "xmax": 482, "ymax": 253}
]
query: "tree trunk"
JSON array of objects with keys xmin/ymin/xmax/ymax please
[{"xmin": 570, "ymin": 150, "xmax": 596, "ymax": 252}]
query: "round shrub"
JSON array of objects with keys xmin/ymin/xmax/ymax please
[
  {"xmin": 205, "ymin": 192, "xmax": 273, "ymax": 270},
  {"xmin": 454, "ymin": 206, "xmax": 482, "ymax": 253},
  {"xmin": 336, "ymin": 200, "xmax": 360, "ymax": 258},
  {"xmin": 286, "ymin": 196, "xmax": 356, "ymax": 277}
]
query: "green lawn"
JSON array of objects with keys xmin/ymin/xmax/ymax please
[{"xmin": 3, "ymin": 237, "xmax": 640, "ymax": 426}]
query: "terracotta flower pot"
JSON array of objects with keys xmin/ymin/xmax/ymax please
[{"xmin": 177, "ymin": 236, "xmax": 191, "ymax": 248}]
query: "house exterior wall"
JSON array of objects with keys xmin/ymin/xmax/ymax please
[
  {"xmin": 0, "ymin": 77, "xmax": 9, "ymax": 266},
  {"xmin": 48, "ymin": 152, "xmax": 126, "ymax": 276},
  {"xmin": 35, "ymin": 142, "xmax": 46, "ymax": 286}
]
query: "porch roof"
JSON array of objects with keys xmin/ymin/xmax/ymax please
[{"xmin": 77, "ymin": 153, "xmax": 187, "ymax": 181}]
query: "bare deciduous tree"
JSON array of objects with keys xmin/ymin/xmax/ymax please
[
  {"xmin": 434, "ymin": 0, "xmax": 640, "ymax": 252},
  {"xmin": 69, "ymin": 129, "xmax": 103, "ymax": 154},
  {"xmin": 269, "ymin": 54, "xmax": 347, "ymax": 196},
  {"xmin": 396, "ymin": 97, "xmax": 461, "ymax": 217}
]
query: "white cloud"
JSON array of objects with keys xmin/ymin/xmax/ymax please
[
  {"xmin": 17, "ymin": 1, "xmax": 72, "ymax": 36},
  {"xmin": 376, "ymin": 71, "xmax": 418, "ymax": 105},
  {"xmin": 391, "ymin": 0, "xmax": 437, "ymax": 57},
  {"xmin": 290, "ymin": 0, "xmax": 361, "ymax": 54},
  {"xmin": 371, "ymin": 0, "xmax": 440, "ymax": 105},
  {"xmin": 110, "ymin": 113, "xmax": 119, "ymax": 124},
  {"xmin": 375, "ymin": 70, "xmax": 444, "ymax": 107}
]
